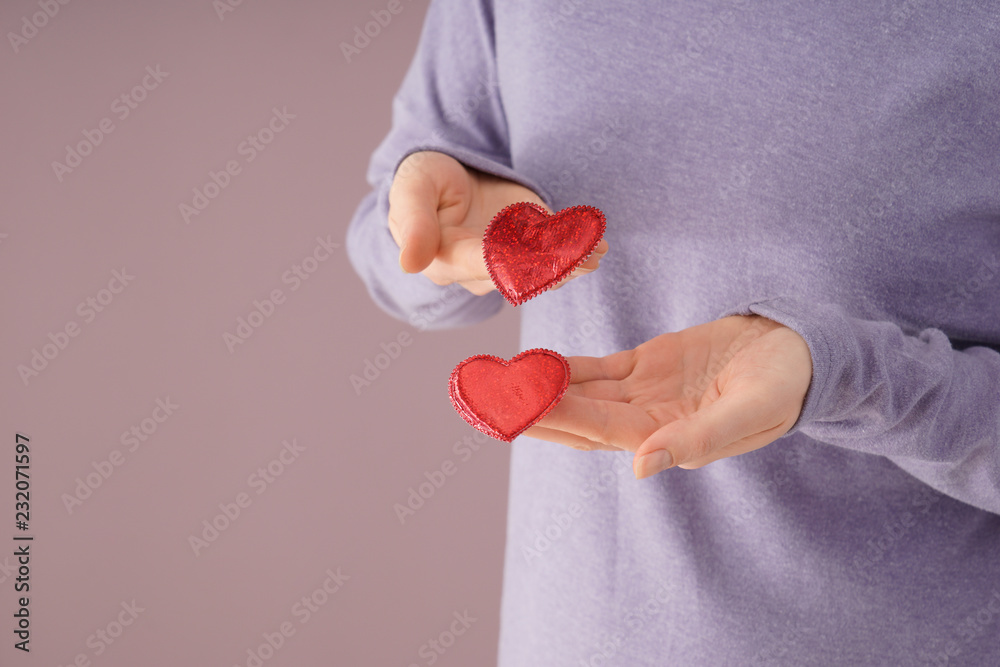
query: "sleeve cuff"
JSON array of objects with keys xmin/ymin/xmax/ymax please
[
  {"xmin": 393, "ymin": 143, "xmax": 555, "ymax": 211},
  {"xmin": 715, "ymin": 296, "xmax": 851, "ymax": 436}
]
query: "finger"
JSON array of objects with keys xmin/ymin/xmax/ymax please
[
  {"xmin": 521, "ymin": 425, "xmax": 621, "ymax": 452},
  {"xmin": 567, "ymin": 350, "xmax": 635, "ymax": 384},
  {"xmin": 536, "ymin": 393, "xmax": 656, "ymax": 452},
  {"xmin": 388, "ymin": 164, "xmax": 442, "ymax": 274},
  {"xmin": 591, "ymin": 238, "xmax": 610, "ymax": 258},
  {"xmin": 632, "ymin": 390, "xmax": 780, "ymax": 479},
  {"xmin": 434, "ymin": 236, "xmax": 492, "ymax": 282},
  {"xmin": 566, "ymin": 380, "xmax": 628, "ymax": 403},
  {"xmin": 552, "ymin": 263, "xmax": 599, "ymax": 290},
  {"xmin": 551, "ymin": 241, "xmax": 608, "ymax": 289},
  {"xmin": 578, "ymin": 239, "xmax": 609, "ymax": 270},
  {"xmin": 675, "ymin": 421, "xmax": 788, "ymax": 469},
  {"xmin": 457, "ymin": 278, "xmax": 497, "ymax": 296}
]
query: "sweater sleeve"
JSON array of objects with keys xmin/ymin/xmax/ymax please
[
  {"xmin": 345, "ymin": 0, "xmax": 552, "ymax": 330},
  {"xmin": 719, "ymin": 296, "xmax": 1000, "ymax": 516}
]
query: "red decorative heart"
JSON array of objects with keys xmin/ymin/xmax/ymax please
[
  {"xmin": 483, "ymin": 202, "xmax": 606, "ymax": 306},
  {"xmin": 448, "ymin": 348, "xmax": 571, "ymax": 442}
]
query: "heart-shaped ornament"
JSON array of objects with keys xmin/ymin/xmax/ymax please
[
  {"xmin": 449, "ymin": 348, "xmax": 571, "ymax": 442},
  {"xmin": 483, "ymin": 203, "xmax": 606, "ymax": 306}
]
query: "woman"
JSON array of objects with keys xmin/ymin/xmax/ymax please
[{"xmin": 347, "ymin": 1, "xmax": 1000, "ymax": 663}]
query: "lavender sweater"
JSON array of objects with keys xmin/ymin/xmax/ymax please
[{"xmin": 346, "ymin": 1, "xmax": 1000, "ymax": 664}]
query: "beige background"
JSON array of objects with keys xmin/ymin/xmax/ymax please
[{"xmin": 1, "ymin": 0, "xmax": 519, "ymax": 664}]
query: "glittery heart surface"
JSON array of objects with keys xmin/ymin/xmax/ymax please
[
  {"xmin": 449, "ymin": 349, "xmax": 570, "ymax": 442},
  {"xmin": 483, "ymin": 203, "xmax": 606, "ymax": 306}
]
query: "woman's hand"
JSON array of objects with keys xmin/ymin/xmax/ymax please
[
  {"xmin": 525, "ymin": 315, "xmax": 813, "ymax": 478},
  {"xmin": 387, "ymin": 151, "xmax": 609, "ymax": 294}
]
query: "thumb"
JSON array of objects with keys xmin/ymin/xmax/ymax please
[
  {"xmin": 387, "ymin": 159, "xmax": 443, "ymax": 274},
  {"xmin": 632, "ymin": 390, "xmax": 776, "ymax": 479}
]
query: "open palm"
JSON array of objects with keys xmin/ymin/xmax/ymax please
[{"xmin": 525, "ymin": 315, "xmax": 812, "ymax": 477}]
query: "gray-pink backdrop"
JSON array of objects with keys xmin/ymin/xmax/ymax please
[{"xmin": 1, "ymin": 1, "xmax": 519, "ymax": 664}]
